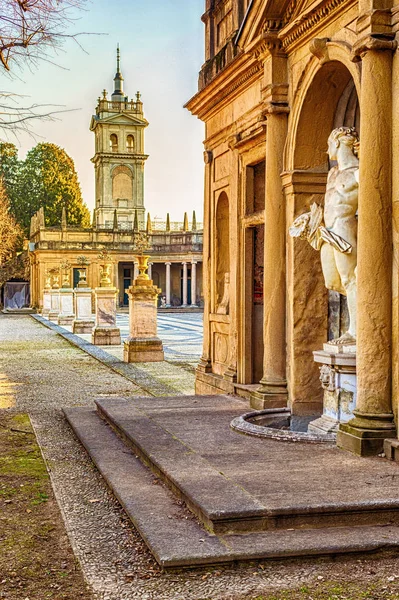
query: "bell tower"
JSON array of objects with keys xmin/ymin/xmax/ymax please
[{"xmin": 90, "ymin": 47, "xmax": 148, "ymax": 229}]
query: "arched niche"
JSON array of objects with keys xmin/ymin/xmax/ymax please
[
  {"xmin": 112, "ymin": 165, "xmax": 133, "ymax": 201},
  {"xmin": 284, "ymin": 55, "xmax": 360, "ymax": 414},
  {"xmin": 215, "ymin": 191, "xmax": 230, "ymax": 307},
  {"xmin": 293, "ymin": 60, "xmax": 357, "ymax": 171}
]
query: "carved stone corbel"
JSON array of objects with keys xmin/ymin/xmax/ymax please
[
  {"xmin": 351, "ymin": 35, "xmax": 397, "ymax": 63},
  {"xmin": 309, "ymin": 38, "xmax": 330, "ymax": 63},
  {"xmin": 263, "ymin": 102, "xmax": 290, "ymax": 116},
  {"xmin": 203, "ymin": 150, "xmax": 213, "ymax": 164}
]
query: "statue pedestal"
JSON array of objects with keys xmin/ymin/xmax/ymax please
[
  {"xmin": 48, "ymin": 289, "xmax": 60, "ymax": 320},
  {"xmin": 42, "ymin": 290, "xmax": 51, "ymax": 317},
  {"xmin": 92, "ymin": 287, "xmax": 121, "ymax": 345},
  {"xmin": 58, "ymin": 288, "xmax": 74, "ymax": 326},
  {"xmin": 308, "ymin": 343, "xmax": 356, "ymax": 435},
  {"xmin": 124, "ymin": 278, "xmax": 164, "ymax": 363},
  {"xmin": 72, "ymin": 288, "xmax": 94, "ymax": 334}
]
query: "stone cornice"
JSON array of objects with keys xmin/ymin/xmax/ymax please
[
  {"xmin": 185, "ymin": 53, "xmax": 262, "ymax": 120},
  {"xmin": 91, "ymin": 152, "xmax": 149, "ymax": 164},
  {"xmin": 279, "ymin": 0, "xmax": 356, "ymax": 52}
]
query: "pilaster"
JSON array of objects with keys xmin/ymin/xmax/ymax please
[
  {"xmin": 337, "ymin": 27, "xmax": 397, "ymax": 455},
  {"xmin": 249, "ymin": 31, "xmax": 289, "ymax": 409}
]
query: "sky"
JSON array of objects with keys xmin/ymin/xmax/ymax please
[{"xmin": 4, "ymin": 0, "xmax": 205, "ymax": 222}]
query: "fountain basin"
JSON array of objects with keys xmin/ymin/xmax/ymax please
[{"xmin": 230, "ymin": 408, "xmax": 336, "ymax": 444}]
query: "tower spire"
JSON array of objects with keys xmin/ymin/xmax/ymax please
[{"xmin": 112, "ymin": 44, "xmax": 124, "ymax": 102}]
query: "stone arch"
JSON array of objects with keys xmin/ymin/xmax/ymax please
[
  {"xmin": 285, "ymin": 44, "xmax": 361, "ymax": 171},
  {"xmin": 112, "ymin": 165, "xmax": 133, "ymax": 201},
  {"xmin": 215, "ymin": 191, "xmax": 230, "ymax": 307}
]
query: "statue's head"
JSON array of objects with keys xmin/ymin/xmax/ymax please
[{"xmin": 327, "ymin": 127, "xmax": 359, "ymax": 160}]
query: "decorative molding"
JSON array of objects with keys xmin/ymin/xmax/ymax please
[
  {"xmin": 351, "ymin": 34, "xmax": 397, "ymax": 62},
  {"xmin": 280, "ymin": 0, "xmax": 353, "ymax": 51},
  {"xmin": 252, "ymin": 33, "xmax": 285, "ymax": 62}
]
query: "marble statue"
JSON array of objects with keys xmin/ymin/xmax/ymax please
[{"xmin": 289, "ymin": 127, "xmax": 359, "ymax": 343}]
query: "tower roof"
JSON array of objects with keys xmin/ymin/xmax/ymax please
[{"xmin": 111, "ymin": 45, "xmax": 125, "ymax": 102}]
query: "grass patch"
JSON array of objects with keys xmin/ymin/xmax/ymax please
[{"xmin": 0, "ymin": 413, "xmax": 93, "ymax": 599}]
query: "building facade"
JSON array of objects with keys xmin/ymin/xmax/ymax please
[
  {"xmin": 30, "ymin": 50, "xmax": 203, "ymax": 309},
  {"xmin": 186, "ymin": 0, "xmax": 399, "ymax": 451}
]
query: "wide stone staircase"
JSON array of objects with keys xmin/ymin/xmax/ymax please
[{"xmin": 64, "ymin": 395, "xmax": 399, "ymax": 569}]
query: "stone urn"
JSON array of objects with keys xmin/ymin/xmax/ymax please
[
  {"xmin": 135, "ymin": 254, "xmax": 150, "ymax": 282},
  {"xmin": 99, "ymin": 263, "xmax": 112, "ymax": 287},
  {"xmin": 77, "ymin": 268, "xmax": 88, "ymax": 288}
]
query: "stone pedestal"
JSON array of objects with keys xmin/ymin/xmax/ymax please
[
  {"xmin": 72, "ymin": 288, "xmax": 94, "ymax": 334},
  {"xmin": 42, "ymin": 290, "xmax": 51, "ymax": 318},
  {"xmin": 48, "ymin": 289, "xmax": 60, "ymax": 320},
  {"xmin": 92, "ymin": 287, "xmax": 121, "ymax": 345},
  {"xmin": 308, "ymin": 343, "xmax": 356, "ymax": 435},
  {"xmin": 58, "ymin": 288, "xmax": 74, "ymax": 326},
  {"xmin": 124, "ymin": 271, "xmax": 164, "ymax": 363}
]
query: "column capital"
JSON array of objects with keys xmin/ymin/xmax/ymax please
[
  {"xmin": 351, "ymin": 34, "xmax": 397, "ymax": 63},
  {"xmin": 252, "ymin": 30, "xmax": 285, "ymax": 63},
  {"xmin": 165, "ymin": 261, "xmax": 172, "ymax": 266},
  {"xmin": 191, "ymin": 260, "xmax": 197, "ymax": 265}
]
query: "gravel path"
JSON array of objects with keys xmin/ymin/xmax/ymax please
[{"xmin": 1, "ymin": 314, "xmax": 399, "ymax": 600}]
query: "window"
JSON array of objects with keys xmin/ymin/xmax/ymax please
[
  {"xmin": 126, "ymin": 135, "xmax": 134, "ymax": 153},
  {"xmin": 110, "ymin": 134, "xmax": 118, "ymax": 152}
]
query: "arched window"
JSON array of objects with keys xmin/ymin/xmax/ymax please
[
  {"xmin": 110, "ymin": 134, "xmax": 118, "ymax": 153},
  {"xmin": 126, "ymin": 135, "xmax": 135, "ymax": 153}
]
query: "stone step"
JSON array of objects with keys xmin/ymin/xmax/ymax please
[
  {"xmin": 63, "ymin": 406, "xmax": 399, "ymax": 569},
  {"xmin": 95, "ymin": 397, "xmax": 267, "ymax": 534},
  {"xmin": 94, "ymin": 397, "xmax": 399, "ymax": 535}
]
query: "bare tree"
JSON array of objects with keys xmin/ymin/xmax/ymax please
[
  {"xmin": 0, "ymin": 0, "xmax": 88, "ymax": 136},
  {"xmin": 0, "ymin": 0, "xmax": 87, "ymax": 73}
]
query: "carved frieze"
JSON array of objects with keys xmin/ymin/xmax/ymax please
[{"xmin": 280, "ymin": 0, "xmax": 355, "ymax": 52}]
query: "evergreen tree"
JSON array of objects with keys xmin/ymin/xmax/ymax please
[
  {"xmin": 10, "ymin": 142, "xmax": 91, "ymax": 234},
  {"xmin": 0, "ymin": 142, "xmax": 21, "ymax": 219}
]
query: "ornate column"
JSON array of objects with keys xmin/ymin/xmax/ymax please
[
  {"xmin": 337, "ymin": 33, "xmax": 397, "ymax": 455},
  {"xmin": 148, "ymin": 262, "xmax": 153, "ymax": 281},
  {"xmin": 165, "ymin": 262, "xmax": 171, "ymax": 307},
  {"xmin": 182, "ymin": 261, "xmax": 188, "ymax": 307},
  {"xmin": 191, "ymin": 261, "xmax": 198, "ymax": 307},
  {"xmin": 250, "ymin": 33, "xmax": 289, "ymax": 409}
]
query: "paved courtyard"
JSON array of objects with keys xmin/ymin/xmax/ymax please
[
  {"xmin": 1, "ymin": 314, "xmax": 399, "ymax": 600},
  {"xmin": 97, "ymin": 312, "xmax": 203, "ymax": 364}
]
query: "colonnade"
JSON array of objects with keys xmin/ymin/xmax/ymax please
[{"xmin": 131, "ymin": 259, "xmax": 199, "ymax": 308}]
